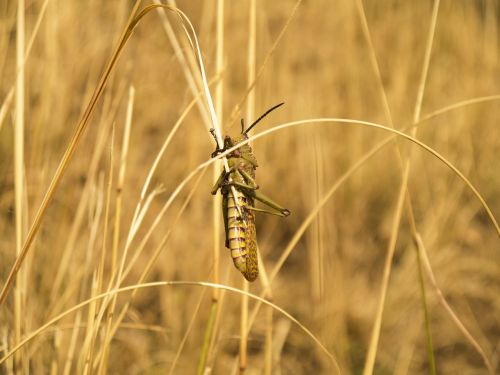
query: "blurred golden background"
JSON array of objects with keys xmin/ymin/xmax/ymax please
[{"xmin": 0, "ymin": 0, "xmax": 499, "ymax": 374}]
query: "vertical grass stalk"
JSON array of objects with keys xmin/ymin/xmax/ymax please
[
  {"xmin": 98, "ymin": 86, "xmax": 135, "ymax": 374},
  {"xmin": 355, "ymin": 1, "xmax": 440, "ymax": 373},
  {"xmin": 239, "ymin": 1, "xmax": 257, "ymax": 373},
  {"xmin": 14, "ymin": 0, "xmax": 26, "ymax": 373},
  {"xmin": 198, "ymin": 1, "xmax": 225, "ymax": 373}
]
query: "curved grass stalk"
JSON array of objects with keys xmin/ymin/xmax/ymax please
[
  {"xmin": 153, "ymin": 0, "xmax": 212, "ymax": 130},
  {"xmin": 236, "ymin": 120, "xmax": 496, "ymax": 373},
  {"xmin": 421, "ymin": 94, "xmax": 500, "ymax": 123},
  {"xmin": 245, "ymin": 135, "xmax": 396, "ymax": 335},
  {"xmin": 71, "ymin": 113, "xmax": 495, "ymax": 373},
  {"xmin": 83, "ymin": 116, "xmax": 498, "ymax": 346},
  {"xmin": 82, "ymin": 116, "xmax": 497, "ymax": 320},
  {"xmin": 0, "ymin": 281, "xmax": 341, "ymax": 374},
  {"xmin": 217, "ymin": 119, "xmax": 499, "ymax": 238},
  {"xmin": 192, "ymin": 118, "xmax": 497, "ymax": 243}
]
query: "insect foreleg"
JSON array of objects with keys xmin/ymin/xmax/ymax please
[
  {"xmin": 238, "ymin": 168, "xmax": 259, "ymax": 189},
  {"xmin": 222, "ymin": 180, "xmax": 259, "ymax": 191},
  {"xmin": 221, "ymin": 168, "xmax": 259, "ymax": 191},
  {"xmin": 211, "ymin": 170, "xmax": 227, "ymax": 195},
  {"xmin": 247, "ymin": 190, "xmax": 290, "ymax": 216}
]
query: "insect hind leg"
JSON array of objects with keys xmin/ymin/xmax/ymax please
[{"xmin": 247, "ymin": 190, "xmax": 290, "ymax": 216}]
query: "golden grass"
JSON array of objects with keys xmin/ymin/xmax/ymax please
[{"xmin": 1, "ymin": 1, "xmax": 499, "ymax": 374}]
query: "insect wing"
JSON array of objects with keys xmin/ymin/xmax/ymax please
[{"xmin": 243, "ymin": 211, "xmax": 258, "ymax": 282}]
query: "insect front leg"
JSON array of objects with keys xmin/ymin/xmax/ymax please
[
  {"xmin": 211, "ymin": 170, "xmax": 227, "ymax": 195},
  {"xmin": 222, "ymin": 179, "xmax": 259, "ymax": 191},
  {"xmin": 247, "ymin": 189, "xmax": 290, "ymax": 217},
  {"xmin": 221, "ymin": 167, "xmax": 259, "ymax": 191},
  {"xmin": 238, "ymin": 168, "xmax": 259, "ymax": 190},
  {"xmin": 210, "ymin": 128, "xmax": 227, "ymax": 158}
]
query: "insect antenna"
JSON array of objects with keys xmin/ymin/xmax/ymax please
[
  {"xmin": 240, "ymin": 118, "xmax": 245, "ymax": 134},
  {"xmin": 242, "ymin": 102, "xmax": 284, "ymax": 135}
]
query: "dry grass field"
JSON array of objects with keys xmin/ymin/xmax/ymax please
[{"xmin": 1, "ymin": 0, "xmax": 499, "ymax": 374}]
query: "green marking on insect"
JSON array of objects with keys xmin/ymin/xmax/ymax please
[{"xmin": 211, "ymin": 103, "xmax": 290, "ymax": 282}]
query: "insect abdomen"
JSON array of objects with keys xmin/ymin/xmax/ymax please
[{"xmin": 226, "ymin": 189, "xmax": 258, "ymax": 282}]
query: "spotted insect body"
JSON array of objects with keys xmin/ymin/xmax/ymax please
[{"xmin": 211, "ymin": 103, "xmax": 289, "ymax": 282}]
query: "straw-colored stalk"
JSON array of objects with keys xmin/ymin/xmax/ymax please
[
  {"xmin": 239, "ymin": 0, "xmax": 257, "ymax": 373},
  {"xmin": 353, "ymin": 1, "xmax": 440, "ymax": 373},
  {"xmin": 14, "ymin": 0, "xmax": 26, "ymax": 373}
]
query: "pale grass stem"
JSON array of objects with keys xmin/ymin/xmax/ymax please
[
  {"xmin": 239, "ymin": 1, "xmax": 257, "ymax": 373},
  {"xmin": 198, "ymin": 0, "xmax": 224, "ymax": 372},
  {"xmin": 98, "ymin": 86, "xmax": 134, "ymax": 374},
  {"xmin": 355, "ymin": 0, "xmax": 440, "ymax": 373},
  {"xmin": 14, "ymin": 1, "xmax": 26, "ymax": 374},
  {"xmin": 154, "ymin": 0, "xmax": 212, "ymax": 129}
]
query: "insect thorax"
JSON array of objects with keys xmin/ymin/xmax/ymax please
[{"xmin": 226, "ymin": 135, "xmax": 258, "ymax": 170}]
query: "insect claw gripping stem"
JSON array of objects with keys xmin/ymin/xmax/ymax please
[{"xmin": 210, "ymin": 128, "xmax": 224, "ymax": 158}]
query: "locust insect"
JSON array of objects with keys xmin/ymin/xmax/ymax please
[{"xmin": 210, "ymin": 103, "xmax": 290, "ymax": 282}]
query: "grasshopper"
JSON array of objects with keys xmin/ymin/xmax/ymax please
[{"xmin": 210, "ymin": 103, "xmax": 290, "ymax": 281}]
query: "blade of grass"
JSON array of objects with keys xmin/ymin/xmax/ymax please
[
  {"xmin": 97, "ymin": 86, "xmax": 134, "ymax": 375},
  {"xmin": 153, "ymin": 0, "xmax": 212, "ymax": 129},
  {"xmin": 0, "ymin": 89, "xmax": 13, "ymax": 133},
  {"xmin": 173, "ymin": 287, "xmax": 208, "ymax": 375},
  {"xmin": 199, "ymin": 0, "xmax": 224, "ymax": 373},
  {"xmin": 363, "ymin": 168, "xmax": 408, "ymax": 375},
  {"xmin": 1, "ymin": 0, "xmax": 49, "ymax": 135},
  {"xmin": 239, "ymin": 1, "xmax": 257, "ymax": 373},
  {"xmin": 14, "ymin": 0, "xmax": 26, "ymax": 373},
  {"xmin": 229, "ymin": 119, "xmax": 500, "ymax": 238}
]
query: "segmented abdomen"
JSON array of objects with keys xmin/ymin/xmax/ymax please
[{"xmin": 226, "ymin": 189, "xmax": 258, "ymax": 282}]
